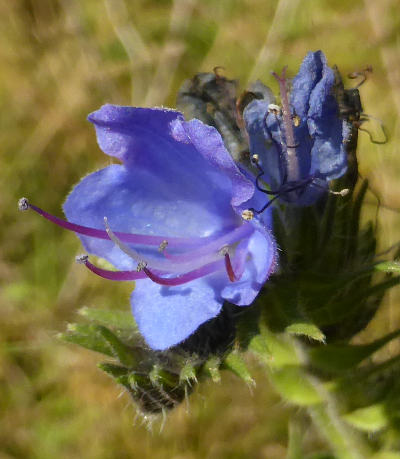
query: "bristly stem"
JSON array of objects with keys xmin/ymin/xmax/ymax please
[
  {"xmin": 307, "ymin": 385, "xmax": 370, "ymax": 459},
  {"xmin": 294, "ymin": 340, "xmax": 371, "ymax": 459}
]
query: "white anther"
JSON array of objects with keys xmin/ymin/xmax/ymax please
[
  {"xmin": 136, "ymin": 261, "xmax": 148, "ymax": 272},
  {"xmin": 251, "ymin": 154, "xmax": 259, "ymax": 164},
  {"xmin": 76, "ymin": 254, "xmax": 89, "ymax": 264},
  {"xmin": 158, "ymin": 240, "xmax": 168, "ymax": 252},
  {"xmin": 241, "ymin": 209, "xmax": 254, "ymax": 221},
  {"xmin": 18, "ymin": 197, "xmax": 29, "ymax": 211},
  {"xmin": 268, "ymin": 103, "xmax": 281, "ymax": 114},
  {"xmin": 292, "ymin": 114, "xmax": 301, "ymax": 127},
  {"xmin": 330, "ymin": 188, "xmax": 350, "ymax": 197},
  {"xmin": 218, "ymin": 246, "xmax": 229, "ymax": 256}
]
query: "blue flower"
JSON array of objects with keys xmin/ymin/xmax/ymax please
[
  {"xmin": 21, "ymin": 105, "xmax": 276, "ymax": 350},
  {"xmin": 244, "ymin": 50, "xmax": 351, "ymax": 206}
]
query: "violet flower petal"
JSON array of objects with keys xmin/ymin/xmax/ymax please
[{"xmin": 131, "ymin": 278, "xmax": 224, "ymax": 350}]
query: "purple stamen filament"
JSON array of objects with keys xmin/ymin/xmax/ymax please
[
  {"xmin": 25, "ymin": 201, "xmax": 214, "ymax": 249},
  {"xmin": 84, "ymin": 258, "xmax": 147, "ymax": 280},
  {"xmin": 161, "ymin": 224, "xmax": 254, "ymax": 264},
  {"xmin": 82, "ymin": 257, "xmax": 235, "ymax": 286},
  {"xmin": 104, "ymin": 217, "xmax": 229, "ymax": 273},
  {"xmin": 142, "ymin": 260, "xmax": 225, "ymax": 286},
  {"xmin": 224, "ymin": 253, "xmax": 237, "ymax": 282},
  {"xmin": 21, "ymin": 199, "xmax": 247, "ymax": 286}
]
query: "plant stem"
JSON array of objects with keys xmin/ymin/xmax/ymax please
[{"xmin": 297, "ymin": 340, "xmax": 371, "ymax": 459}]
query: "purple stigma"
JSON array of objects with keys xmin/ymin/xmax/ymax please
[{"xmin": 272, "ymin": 68, "xmax": 300, "ymax": 183}]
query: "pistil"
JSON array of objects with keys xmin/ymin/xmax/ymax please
[{"xmin": 272, "ymin": 68, "xmax": 300, "ymax": 183}]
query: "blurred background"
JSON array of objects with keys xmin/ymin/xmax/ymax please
[{"xmin": 1, "ymin": 0, "xmax": 400, "ymax": 457}]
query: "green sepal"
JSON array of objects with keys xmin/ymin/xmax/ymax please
[
  {"xmin": 127, "ymin": 371, "xmax": 186, "ymax": 413},
  {"xmin": 78, "ymin": 306, "xmax": 137, "ymax": 330},
  {"xmin": 249, "ymin": 327, "xmax": 299, "ymax": 369},
  {"xmin": 97, "ymin": 362, "xmax": 130, "ymax": 386},
  {"xmin": 309, "ymin": 329, "xmax": 400, "ymax": 373},
  {"xmin": 149, "ymin": 365, "xmax": 179, "ymax": 388},
  {"xmin": 203, "ymin": 356, "xmax": 221, "ymax": 383},
  {"xmin": 285, "ymin": 322, "xmax": 326, "ymax": 343},
  {"xmin": 179, "ymin": 362, "xmax": 198, "ymax": 385},
  {"xmin": 58, "ymin": 323, "xmax": 114, "ymax": 357},
  {"xmin": 222, "ymin": 351, "xmax": 255, "ymax": 386},
  {"xmin": 343, "ymin": 403, "xmax": 388, "ymax": 433},
  {"xmin": 96, "ymin": 325, "xmax": 137, "ymax": 367}
]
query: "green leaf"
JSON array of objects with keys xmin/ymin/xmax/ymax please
[
  {"xmin": 58, "ymin": 323, "xmax": 114, "ymax": 357},
  {"xmin": 96, "ymin": 326, "xmax": 137, "ymax": 367},
  {"xmin": 285, "ymin": 322, "xmax": 326, "ymax": 343},
  {"xmin": 343, "ymin": 403, "xmax": 388, "ymax": 432},
  {"xmin": 269, "ymin": 366, "xmax": 321, "ymax": 406},
  {"xmin": 310, "ymin": 329, "xmax": 400, "ymax": 372},
  {"xmin": 374, "ymin": 261, "xmax": 400, "ymax": 274},
  {"xmin": 223, "ymin": 351, "xmax": 255, "ymax": 386},
  {"xmin": 78, "ymin": 306, "xmax": 137, "ymax": 330}
]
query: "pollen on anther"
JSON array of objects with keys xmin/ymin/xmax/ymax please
[
  {"xmin": 338, "ymin": 188, "xmax": 350, "ymax": 197},
  {"xmin": 268, "ymin": 103, "xmax": 281, "ymax": 114},
  {"xmin": 251, "ymin": 154, "xmax": 259, "ymax": 164},
  {"xmin": 158, "ymin": 240, "xmax": 168, "ymax": 252},
  {"xmin": 18, "ymin": 197, "xmax": 30, "ymax": 211},
  {"xmin": 76, "ymin": 254, "xmax": 89, "ymax": 264},
  {"xmin": 241, "ymin": 209, "xmax": 254, "ymax": 221},
  {"xmin": 292, "ymin": 114, "xmax": 301, "ymax": 127},
  {"xmin": 136, "ymin": 261, "xmax": 148, "ymax": 272}
]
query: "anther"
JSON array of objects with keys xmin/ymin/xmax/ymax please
[
  {"xmin": 251, "ymin": 154, "xmax": 259, "ymax": 164},
  {"xmin": 241, "ymin": 209, "xmax": 254, "ymax": 221},
  {"xmin": 158, "ymin": 240, "xmax": 168, "ymax": 252},
  {"xmin": 76, "ymin": 254, "xmax": 89, "ymax": 264},
  {"xmin": 311, "ymin": 181, "xmax": 350, "ymax": 198},
  {"xmin": 268, "ymin": 103, "xmax": 281, "ymax": 115},
  {"xmin": 18, "ymin": 197, "xmax": 30, "ymax": 211},
  {"xmin": 218, "ymin": 245, "xmax": 229, "ymax": 256},
  {"xmin": 331, "ymin": 188, "xmax": 350, "ymax": 197},
  {"xmin": 136, "ymin": 261, "xmax": 148, "ymax": 272},
  {"xmin": 292, "ymin": 114, "xmax": 301, "ymax": 127}
]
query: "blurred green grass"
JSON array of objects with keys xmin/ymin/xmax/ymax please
[{"xmin": 1, "ymin": 0, "xmax": 399, "ymax": 457}]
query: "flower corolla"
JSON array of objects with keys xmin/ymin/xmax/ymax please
[
  {"xmin": 243, "ymin": 50, "xmax": 351, "ymax": 206},
  {"xmin": 21, "ymin": 105, "xmax": 276, "ymax": 350}
]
